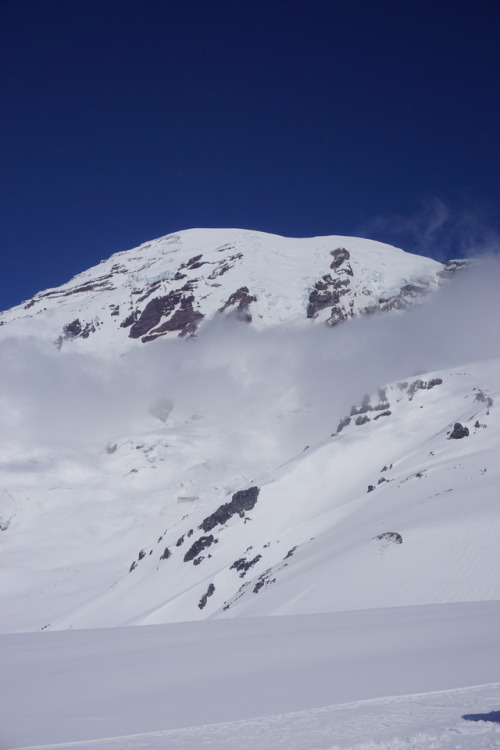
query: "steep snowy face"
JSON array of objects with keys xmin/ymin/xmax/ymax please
[
  {"xmin": 0, "ymin": 349, "xmax": 498, "ymax": 633},
  {"xmin": 39, "ymin": 360, "xmax": 497, "ymax": 631},
  {"xmin": 0, "ymin": 228, "xmax": 454, "ymax": 354}
]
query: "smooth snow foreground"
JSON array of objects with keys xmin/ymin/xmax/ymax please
[{"xmin": 1, "ymin": 601, "xmax": 499, "ymax": 749}]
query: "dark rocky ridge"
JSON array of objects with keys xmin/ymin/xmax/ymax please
[
  {"xmin": 307, "ymin": 274, "xmax": 351, "ymax": 322},
  {"xmin": 218, "ymin": 286, "xmax": 257, "ymax": 322},
  {"xmin": 184, "ymin": 535, "xmax": 216, "ymax": 563},
  {"xmin": 198, "ymin": 583, "xmax": 215, "ymax": 610},
  {"xmin": 307, "ymin": 247, "xmax": 354, "ymax": 325},
  {"xmin": 407, "ymin": 378, "xmax": 443, "ymax": 400},
  {"xmin": 199, "ymin": 487, "xmax": 260, "ymax": 533},
  {"xmin": 230, "ymin": 554, "xmax": 262, "ymax": 578},
  {"xmin": 128, "ymin": 287, "xmax": 205, "ymax": 341}
]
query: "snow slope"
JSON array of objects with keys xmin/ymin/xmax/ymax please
[
  {"xmin": 1, "ymin": 602, "xmax": 499, "ymax": 748},
  {"xmin": 0, "ymin": 357, "xmax": 496, "ymax": 633}
]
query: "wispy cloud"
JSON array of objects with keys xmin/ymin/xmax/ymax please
[{"xmin": 360, "ymin": 198, "xmax": 500, "ymax": 261}]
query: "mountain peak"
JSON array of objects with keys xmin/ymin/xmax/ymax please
[{"xmin": 1, "ymin": 228, "xmax": 450, "ymax": 355}]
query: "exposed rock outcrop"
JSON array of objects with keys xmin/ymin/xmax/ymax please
[
  {"xmin": 438, "ymin": 259, "xmax": 472, "ymax": 278},
  {"xmin": 377, "ymin": 282, "xmax": 430, "ymax": 312},
  {"xmin": 374, "ymin": 532, "xmax": 403, "ymax": 545},
  {"xmin": 407, "ymin": 377, "xmax": 443, "ymax": 400},
  {"xmin": 198, "ymin": 583, "xmax": 215, "ymax": 610},
  {"xmin": 307, "ymin": 274, "xmax": 350, "ymax": 322},
  {"xmin": 230, "ymin": 554, "xmax": 262, "ymax": 578},
  {"xmin": 329, "ymin": 247, "xmax": 353, "ymax": 274},
  {"xmin": 184, "ymin": 535, "xmax": 216, "ymax": 562},
  {"xmin": 218, "ymin": 286, "xmax": 257, "ymax": 322},
  {"xmin": 129, "ymin": 288, "xmax": 204, "ymax": 341},
  {"xmin": 335, "ymin": 416, "xmax": 351, "ymax": 433},
  {"xmin": 199, "ymin": 487, "xmax": 260, "ymax": 533},
  {"xmin": 57, "ymin": 317, "xmax": 98, "ymax": 347},
  {"xmin": 449, "ymin": 422, "xmax": 469, "ymax": 439}
]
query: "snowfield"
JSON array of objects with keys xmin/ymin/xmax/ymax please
[
  {"xmin": 0, "ymin": 229, "xmax": 499, "ymax": 748},
  {"xmin": 2, "ymin": 602, "xmax": 499, "ymax": 749}
]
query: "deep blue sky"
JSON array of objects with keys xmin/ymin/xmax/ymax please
[{"xmin": 1, "ymin": 1, "xmax": 500, "ymax": 310}]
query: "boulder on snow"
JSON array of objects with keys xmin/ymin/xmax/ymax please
[
  {"xmin": 448, "ymin": 422, "xmax": 469, "ymax": 439},
  {"xmin": 374, "ymin": 532, "xmax": 403, "ymax": 545}
]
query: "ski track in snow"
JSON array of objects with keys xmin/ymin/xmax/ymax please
[{"xmin": 9, "ymin": 685, "xmax": 500, "ymax": 750}]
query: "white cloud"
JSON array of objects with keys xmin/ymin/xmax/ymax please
[
  {"xmin": 0, "ymin": 257, "xmax": 499, "ymax": 466},
  {"xmin": 360, "ymin": 198, "xmax": 500, "ymax": 261}
]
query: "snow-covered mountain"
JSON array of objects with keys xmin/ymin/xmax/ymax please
[
  {"xmin": 0, "ymin": 228, "xmax": 497, "ymax": 636},
  {"xmin": 1, "ymin": 228, "xmax": 500, "ymax": 749},
  {"xmin": 0, "ymin": 228, "xmax": 465, "ymax": 354}
]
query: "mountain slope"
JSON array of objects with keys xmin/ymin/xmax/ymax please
[
  {"xmin": 0, "ymin": 229, "xmax": 497, "ymax": 635},
  {"xmin": 43, "ymin": 360, "xmax": 499, "ymax": 630},
  {"xmin": 0, "ymin": 228, "xmax": 455, "ymax": 354},
  {"xmin": 0, "ymin": 354, "xmax": 497, "ymax": 633}
]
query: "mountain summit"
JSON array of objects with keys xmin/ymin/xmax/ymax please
[{"xmin": 0, "ymin": 228, "xmax": 465, "ymax": 354}]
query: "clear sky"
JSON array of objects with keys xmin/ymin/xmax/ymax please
[{"xmin": 1, "ymin": 0, "xmax": 499, "ymax": 310}]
